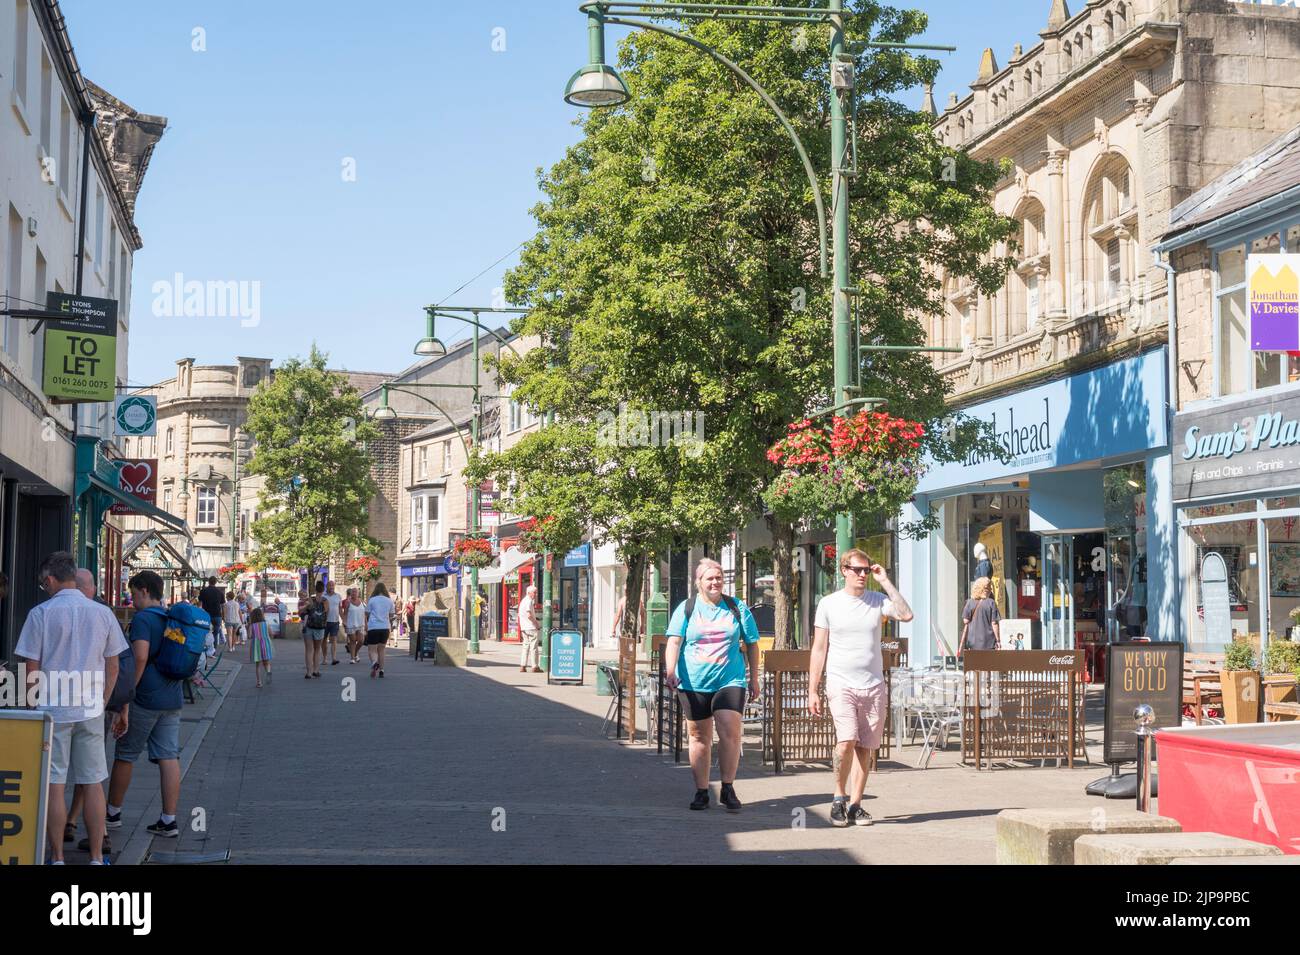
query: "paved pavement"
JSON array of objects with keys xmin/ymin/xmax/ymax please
[{"xmin": 79, "ymin": 637, "xmax": 1137, "ymax": 864}]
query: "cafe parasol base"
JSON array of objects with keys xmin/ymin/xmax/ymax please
[{"xmin": 1087, "ymin": 763, "xmax": 1158, "ymax": 799}]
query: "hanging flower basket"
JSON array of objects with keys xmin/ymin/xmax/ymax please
[
  {"xmin": 346, "ymin": 556, "xmax": 381, "ymax": 582},
  {"xmin": 453, "ymin": 536, "xmax": 494, "ymax": 569},
  {"xmin": 217, "ymin": 562, "xmax": 249, "ymax": 585},
  {"xmin": 517, "ymin": 516, "xmax": 558, "ymax": 554},
  {"xmin": 763, "ymin": 410, "xmax": 928, "ymax": 527}
]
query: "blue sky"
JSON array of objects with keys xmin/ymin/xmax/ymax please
[{"xmin": 59, "ymin": 0, "xmax": 1051, "ymax": 384}]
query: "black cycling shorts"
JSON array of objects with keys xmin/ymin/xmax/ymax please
[{"xmin": 677, "ymin": 685, "xmax": 747, "ymax": 721}]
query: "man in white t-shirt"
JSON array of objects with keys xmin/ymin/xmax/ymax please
[
  {"xmin": 324, "ymin": 580, "xmax": 343, "ymax": 667},
  {"xmin": 518, "ymin": 585, "xmax": 541, "ymax": 673},
  {"xmin": 809, "ymin": 547, "xmax": 913, "ymax": 828}
]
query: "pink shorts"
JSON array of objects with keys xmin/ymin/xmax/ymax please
[{"xmin": 827, "ymin": 683, "xmax": 888, "ymax": 748}]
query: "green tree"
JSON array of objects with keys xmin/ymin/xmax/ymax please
[
  {"xmin": 244, "ymin": 347, "xmax": 380, "ymax": 586},
  {"xmin": 495, "ymin": 2, "xmax": 1013, "ymax": 646}
]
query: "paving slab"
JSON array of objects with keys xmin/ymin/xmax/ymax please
[{"xmin": 1075, "ymin": 832, "xmax": 1285, "ymax": 865}]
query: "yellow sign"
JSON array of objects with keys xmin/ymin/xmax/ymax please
[
  {"xmin": 978, "ymin": 522, "xmax": 1006, "ymax": 616},
  {"xmin": 0, "ymin": 711, "xmax": 52, "ymax": 865}
]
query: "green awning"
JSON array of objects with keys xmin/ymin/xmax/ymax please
[{"xmin": 87, "ymin": 473, "xmax": 192, "ymax": 538}]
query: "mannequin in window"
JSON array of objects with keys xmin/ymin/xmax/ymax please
[{"xmin": 973, "ymin": 542, "xmax": 994, "ymax": 581}]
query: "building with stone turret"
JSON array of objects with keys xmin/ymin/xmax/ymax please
[{"xmin": 894, "ymin": 0, "xmax": 1300, "ymax": 664}]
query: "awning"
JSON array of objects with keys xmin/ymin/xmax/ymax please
[
  {"xmin": 476, "ymin": 546, "xmax": 537, "ymax": 585},
  {"xmin": 121, "ymin": 529, "xmax": 202, "ymax": 580},
  {"xmin": 87, "ymin": 473, "xmax": 192, "ymax": 538}
]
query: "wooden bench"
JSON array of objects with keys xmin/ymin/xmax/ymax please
[{"xmin": 1183, "ymin": 652, "xmax": 1224, "ymax": 725}]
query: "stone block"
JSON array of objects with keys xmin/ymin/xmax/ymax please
[
  {"xmin": 1205, "ymin": 83, "xmax": 1264, "ymax": 131},
  {"xmin": 1266, "ymin": 17, "xmax": 1300, "ymax": 61},
  {"xmin": 1264, "ymin": 85, "xmax": 1300, "ymax": 136},
  {"xmin": 996, "ymin": 808, "xmax": 1181, "ymax": 866},
  {"xmin": 1074, "ymin": 832, "xmax": 1285, "ymax": 865},
  {"xmin": 1263, "ymin": 57, "xmax": 1300, "ymax": 90},
  {"xmin": 434, "ymin": 637, "xmax": 468, "ymax": 667},
  {"xmin": 1212, "ymin": 15, "xmax": 1266, "ymax": 58},
  {"xmin": 1170, "ymin": 855, "xmax": 1300, "ymax": 865},
  {"xmin": 1203, "ymin": 54, "xmax": 1264, "ymax": 86}
]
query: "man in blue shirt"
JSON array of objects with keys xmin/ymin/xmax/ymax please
[{"xmin": 105, "ymin": 571, "xmax": 184, "ymax": 839}]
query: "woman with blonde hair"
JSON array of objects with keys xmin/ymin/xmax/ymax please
[
  {"xmin": 663, "ymin": 557, "xmax": 761, "ymax": 813},
  {"xmin": 959, "ymin": 576, "xmax": 1001, "ymax": 654}
]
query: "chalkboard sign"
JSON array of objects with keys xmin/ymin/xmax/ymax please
[
  {"xmin": 417, "ymin": 612, "xmax": 448, "ymax": 661},
  {"xmin": 548, "ymin": 629, "xmax": 585, "ymax": 685},
  {"xmin": 1103, "ymin": 641, "xmax": 1184, "ymax": 764},
  {"xmin": 1201, "ymin": 553, "xmax": 1231, "ymax": 647}
]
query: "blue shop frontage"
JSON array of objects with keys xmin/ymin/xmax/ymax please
[{"xmin": 897, "ymin": 347, "xmax": 1173, "ymax": 675}]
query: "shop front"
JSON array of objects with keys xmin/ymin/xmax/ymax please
[
  {"xmin": 900, "ymin": 348, "xmax": 1172, "ymax": 668},
  {"xmin": 557, "ymin": 543, "xmax": 592, "ymax": 645},
  {"xmin": 1173, "ymin": 390, "xmax": 1300, "ymax": 653},
  {"xmin": 399, "ymin": 558, "xmax": 451, "ymax": 601}
]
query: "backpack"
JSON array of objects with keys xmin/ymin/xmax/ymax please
[
  {"xmin": 683, "ymin": 594, "xmax": 744, "ymax": 631},
  {"xmin": 142, "ymin": 604, "xmax": 211, "ymax": 680},
  {"xmin": 305, "ymin": 599, "xmax": 326, "ymax": 630}
]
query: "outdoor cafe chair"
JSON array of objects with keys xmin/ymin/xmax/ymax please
[{"xmin": 599, "ymin": 663, "xmax": 625, "ymax": 738}]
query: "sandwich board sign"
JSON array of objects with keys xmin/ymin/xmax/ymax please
[
  {"xmin": 0, "ymin": 711, "xmax": 53, "ymax": 865},
  {"xmin": 548, "ymin": 629, "xmax": 585, "ymax": 685}
]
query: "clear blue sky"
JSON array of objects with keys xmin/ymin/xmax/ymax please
[{"xmin": 59, "ymin": 0, "xmax": 1051, "ymax": 384}]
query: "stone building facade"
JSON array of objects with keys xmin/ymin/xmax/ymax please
[{"xmin": 927, "ymin": 0, "xmax": 1300, "ymax": 401}]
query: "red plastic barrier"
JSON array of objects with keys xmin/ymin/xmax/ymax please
[{"xmin": 1156, "ymin": 724, "xmax": 1300, "ymax": 855}]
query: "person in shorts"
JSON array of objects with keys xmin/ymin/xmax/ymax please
[
  {"xmin": 809, "ymin": 548, "xmax": 913, "ymax": 828},
  {"xmin": 302, "ymin": 582, "xmax": 327, "ymax": 678},
  {"xmin": 344, "ymin": 587, "xmax": 367, "ymax": 663},
  {"xmin": 16, "ymin": 552, "xmax": 126, "ymax": 864},
  {"xmin": 198, "ymin": 576, "xmax": 225, "ymax": 646},
  {"xmin": 323, "ymin": 579, "xmax": 343, "ymax": 666},
  {"xmin": 107, "ymin": 570, "xmax": 185, "ymax": 839},
  {"xmin": 663, "ymin": 558, "xmax": 760, "ymax": 813},
  {"xmin": 365, "ymin": 581, "xmax": 394, "ymax": 678},
  {"xmin": 223, "ymin": 590, "xmax": 243, "ymax": 648}
]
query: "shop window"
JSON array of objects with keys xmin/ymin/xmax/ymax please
[
  {"xmin": 1183, "ymin": 512, "xmax": 1261, "ymax": 651},
  {"xmin": 1184, "ymin": 499, "xmax": 1257, "ymax": 521},
  {"xmin": 1218, "ymin": 236, "xmax": 1300, "ymax": 395},
  {"xmin": 1267, "ymin": 513, "xmax": 1300, "ymax": 640},
  {"xmin": 1268, "ymin": 497, "xmax": 1300, "ymax": 510}
]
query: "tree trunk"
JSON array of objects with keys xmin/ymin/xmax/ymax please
[
  {"xmin": 768, "ymin": 514, "xmax": 797, "ymax": 650},
  {"xmin": 620, "ymin": 549, "xmax": 647, "ymax": 646}
]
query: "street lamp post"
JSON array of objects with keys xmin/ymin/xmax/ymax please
[
  {"xmin": 389, "ymin": 306, "xmax": 529, "ymax": 656},
  {"xmin": 565, "ymin": 0, "xmax": 953, "ymax": 578}
]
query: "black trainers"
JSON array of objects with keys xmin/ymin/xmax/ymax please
[
  {"xmin": 720, "ymin": 784, "xmax": 742, "ymax": 813},
  {"xmin": 830, "ymin": 799, "xmax": 849, "ymax": 828},
  {"xmin": 848, "ymin": 804, "xmax": 873, "ymax": 827},
  {"xmin": 105, "ymin": 810, "xmax": 121, "ymax": 830},
  {"xmin": 689, "ymin": 788, "xmax": 710, "ymax": 811},
  {"xmin": 146, "ymin": 819, "xmax": 178, "ymax": 838}
]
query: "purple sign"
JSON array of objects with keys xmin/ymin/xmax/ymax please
[{"xmin": 1249, "ymin": 255, "xmax": 1300, "ymax": 352}]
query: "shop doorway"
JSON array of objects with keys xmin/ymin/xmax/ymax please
[{"xmin": 1040, "ymin": 531, "xmax": 1107, "ymax": 651}]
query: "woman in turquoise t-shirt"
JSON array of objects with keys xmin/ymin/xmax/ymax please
[{"xmin": 663, "ymin": 558, "xmax": 761, "ymax": 813}]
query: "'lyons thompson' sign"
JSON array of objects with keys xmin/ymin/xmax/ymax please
[
  {"xmin": 42, "ymin": 292, "xmax": 118, "ymax": 402},
  {"xmin": 1172, "ymin": 391, "xmax": 1300, "ymax": 500}
]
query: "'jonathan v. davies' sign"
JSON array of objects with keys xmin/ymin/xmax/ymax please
[
  {"xmin": 1172, "ymin": 390, "xmax": 1300, "ymax": 500},
  {"xmin": 42, "ymin": 292, "xmax": 118, "ymax": 402}
]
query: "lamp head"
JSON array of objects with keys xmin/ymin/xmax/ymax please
[
  {"xmin": 564, "ymin": 64, "xmax": 630, "ymax": 107},
  {"xmin": 373, "ymin": 405, "xmax": 398, "ymax": 421},
  {"xmin": 414, "ymin": 337, "xmax": 446, "ymax": 358}
]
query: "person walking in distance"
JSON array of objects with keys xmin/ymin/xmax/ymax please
[
  {"xmin": 323, "ymin": 579, "xmax": 343, "ymax": 666},
  {"xmin": 302, "ymin": 582, "xmax": 327, "ymax": 678},
  {"xmin": 198, "ymin": 576, "xmax": 225, "ymax": 647},
  {"xmin": 222, "ymin": 590, "xmax": 243, "ymax": 648},
  {"xmin": 663, "ymin": 559, "xmax": 761, "ymax": 812},
  {"xmin": 365, "ymin": 582, "xmax": 394, "ymax": 678},
  {"xmin": 247, "ymin": 606, "xmax": 274, "ymax": 687},
  {"xmin": 106, "ymin": 570, "xmax": 187, "ymax": 840},
  {"xmin": 959, "ymin": 577, "xmax": 1001, "ymax": 655},
  {"xmin": 344, "ymin": 587, "xmax": 366, "ymax": 663},
  {"xmin": 518, "ymin": 585, "xmax": 541, "ymax": 673},
  {"xmin": 15, "ymin": 553, "xmax": 126, "ymax": 864},
  {"xmin": 809, "ymin": 549, "xmax": 913, "ymax": 828}
]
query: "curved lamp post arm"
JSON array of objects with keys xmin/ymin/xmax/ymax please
[
  {"xmin": 425, "ymin": 307, "xmax": 528, "ymax": 359},
  {"xmin": 378, "ymin": 384, "xmax": 474, "ymax": 459},
  {"xmin": 600, "ymin": 15, "xmax": 828, "ymax": 278}
]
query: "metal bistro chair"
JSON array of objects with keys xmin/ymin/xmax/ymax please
[
  {"xmin": 636, "ymin": 669, "xmax": 658, "ymax": 745},
  {"xmin": 599, "ymin": 663, "xmax": 626, "ymax": 739},
  {"xmin": 184, "ymin": 648, "xmax": 225, "ymax": 704}
]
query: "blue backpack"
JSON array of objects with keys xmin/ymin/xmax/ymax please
[{"xmin": 142, "ymin": 604, "xmax": 211, "ymax": 680}]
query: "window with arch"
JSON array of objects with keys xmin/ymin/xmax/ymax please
[
  {"xmin": 1114, "ymin": 2, "xmax": 1128, "ymax": 35},
  {"xmin": 1082, "ymin": 155, "xmax": 1138, "ymax": 313},
  {"xmin": 1013, "ymin": 199, "xmax": 1048, "ymax": 337},
  {"xmin": 1062, "ymin": 41, "xmax": 1072, "ymax": 72}
]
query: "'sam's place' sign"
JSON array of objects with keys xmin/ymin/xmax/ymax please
[{"xmin": 41, "ymin": 292, "xmax": 117, "ymax": 402}]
